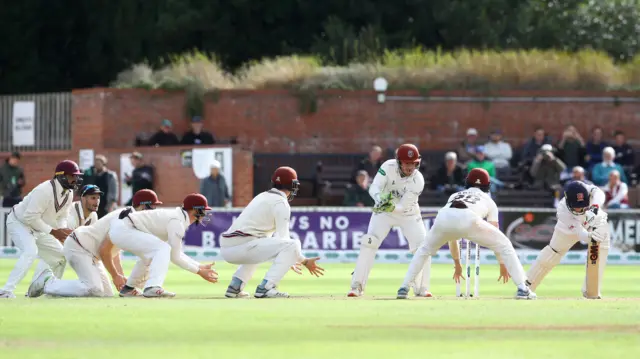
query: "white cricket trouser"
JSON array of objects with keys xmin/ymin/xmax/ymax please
[
  {"xmin": 221, "ymin": 237, "xmax": 303, "ymax": 286},
  {"xmin": 2, "ymin": 212, "xmax": 66, "ymax": 293},
  {"xmin": 108, "ymin": 219, "xmax": 170, "ymax": 289},
  {"xmin": 31, "ymin": 233, "xmax": 65, "ymax": 284},
  {"xmin": 126, "ymin": 259, "xmax": 151, "ymax": 289},
  {"xmin": 44, "ymin": 238, "xmax": 113, "ymax": 297},
  {"xmin": 527, "ymin": 227, "xmax": 610, "ymax": 294},
  {"xmin": 351, "ymin": 212, "xmax": 430, "ymax": 291},
  {"xmin": 402, "ymin": 207, "xmax": 526, "ymax": 288}
]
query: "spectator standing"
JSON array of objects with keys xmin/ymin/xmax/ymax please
[
  {"xmin": 181, "ymin": 116, "xmax": 216, "ymax": 145},
  {"xmin": 431, "ymin": 152, "xmax": 465, "ymax": 195},
  {"xmin": 591, "ymin": 147, "xmax": 628, "ymax": 186},
  {"xmin": 147, "ymin": 119, "xmax": 180, "ymax": 146},
  {"xmin": 584, "ymin": 127, "xmax": 609, "ymax": 169},
  {"xmin": 343, "ymin": 170, "xmax": 374, "ymax": 207},
  {"xmin": 603, "ymin": 170, "xmax": 629, "ymax": 209},
  {"xmin": 82, "ymin": 154, "xmax": 118, "ymax": 218},
  {"xmin": 457, "ymin": 128, "xmax": 482, "ymax": 164},
  {"xmin": 199, "ymin": 160, "xmax": 231, "ymax": 207},
  {"xmin": 0, "ymin": 152, "xmax": 25, "ymax": 208},
  {"xmin": 529, "ymin": 144, "xmax": 566, "ymax": 191},
  {"xmin": 557, "ymin": 125, "xmax": 585, "ymax": 181},
  {"xmin": 352, "ymin": 146, "xmax": 383, "ymax": 182},
  {"xmin": 483, "ymin": 130, "xmax": 512, "ymax": 175},
  {"xmin": 124, "ymin": 152, "xmax": 155, "ymax": 206}
]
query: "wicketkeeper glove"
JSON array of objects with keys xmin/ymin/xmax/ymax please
[{"xmin": 373, "ymin": 193, "xmax": 395, "ymax": 213}]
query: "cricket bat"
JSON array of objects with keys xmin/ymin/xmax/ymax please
[{"xmin": 584, "ymin": 239, "xmax": 600, "ymax": 298}]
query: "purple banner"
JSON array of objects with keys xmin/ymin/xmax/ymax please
[{"xmin": 184, "ymin": 210, "xmax": 440, "ymax": 250}]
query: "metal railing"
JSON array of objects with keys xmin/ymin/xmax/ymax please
[{"xmin": 0, "ymin": 92, "xmax": 72, "ymax": 152}]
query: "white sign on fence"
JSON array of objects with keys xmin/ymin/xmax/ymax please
[{"xmin": 12, "ymin": 101, "xmax": 35, "ymax": 146}]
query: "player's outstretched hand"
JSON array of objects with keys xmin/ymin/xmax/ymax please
[
  {"xmin": 302, "ymin": 257, "xmax": 325, "ymax": 277},
  {"xmin": 453, "ymin": 263, "xmax": 464, "ymax": 283},
  {"xmin": 113, "ymin": 274, "xmax": 127, "ymax": 291},
  {"xmin": 290, "ymin": 263, "xmax": 303, "ymax": 275},
  {"xmin": 197, "ymin": 263, "xmax": 218, "ymax": 283},
  {"xmin": 497, "ymin": 263, "xmax": 510, "ymax": 283}
]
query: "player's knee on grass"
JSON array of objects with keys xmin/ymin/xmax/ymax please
[
  {"xmin": 360, "ymin": 234, "xmax": 382, "ymax": 250},
  {"xmin": 86, "ymin": 283, "xmax": 104, "ymax": 297}
]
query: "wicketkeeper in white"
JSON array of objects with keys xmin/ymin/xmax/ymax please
[
  {"xmin": 348, "ymin": 144, "xmax": 432, "ymax": 298},
  {"xmin": 0, "ymin": 160, "xmax": 82, "ymax": 299},
  {"xmin": 106, "ymin": 193, "xmax": 218, "ymax": 297},
  {"xmin": 27, "ymin": 189, "xmax": 163, "ymax": 298},
  {"xmin": 222, "ymin": 166, "xmax": 324, "ymax": 299},
  {"xmin": 397, "ymin": 168, "xmax": 536, "ymax": 300},
  {"xmin": 29, "ymin": 184, "xmax": 102, "ymax": 286},
  {"xmin": 526, "ymin": 181, "xmax": 609, "ymax": 298}
]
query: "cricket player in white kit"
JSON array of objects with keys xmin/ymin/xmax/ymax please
[
  {"xmin": 28, "ymin": 184, "xmax": 102, "ymax": 286},
  {"xmin": 348, "ymin": 144, "xmax": 431, "ymax": 298},
  {"xmin": 525, "ymin": 181, "xmax": 609, "ymax": 298},
  {"xmin": 0, "ymin": 160, "xmax": 82, "ymax": 299},
  {"xmin": 222, "ymin": 166, "xmax": 324, "ymax": 299},
  {"xmin": 27, "ymin": 189, "xmax": 163, "ymax": 298},
  {"xmin": 397, "ymin": 168, "xmax": 536, "ymax": 299},
  {"xmin": 106, "ymin": 193, "xmax": 218, "ymax": 297}
]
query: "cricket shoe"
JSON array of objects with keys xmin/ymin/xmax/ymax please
[
  {"xmin": 0, "ymin": 290, "xmax": 16, "ymax": 299},
  {"xmin": 515, "ymin": 287, "xmax": 537, "ymax": 300},
  {"xmin": 347, "ymin": 283, "xmax": 364, "ymax": 297},
  {"xmin": 225, "ymin": 277, "xmax": 250, "ymax": 298},
  {"xmin": 413, "ymin": 286, "xmax": 433, "ymax": 298},
  {"xmin": 119, "ymin": 286, "xmax": 141, "ymax": 297},
  {"xmin": 254, "ymin": 286, "xmax": 289, "ymax": 298},
  {"xmin": 142, "ymin": 286, "xmax": 176, "ymax": 298},
  {"xmin": 27, "ymin": 269, "xmax": 53, "ymax": 298},
  {"xmin": 397, "ymin": 287, "xmax": 410, "ymax": 299},
  {"xmin": 225, "ymin": 289, "xmax": 250, "ymax": 298}
]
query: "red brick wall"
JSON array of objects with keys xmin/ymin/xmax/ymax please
[
  {"xmin": 1, "ymin": 147, "xmax": 253, "ymax": 206},
  {"xmin": 77, "ymin": 88, "xmax": 640, "ymax": 153},
  {"xmin": 204, "ymin": 89, "xmax": 640, "ymax": 152}
]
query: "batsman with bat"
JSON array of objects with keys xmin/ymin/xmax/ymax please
[
  {"xmin": 526, "ymin": 181, "xmax": 609, "ymax": 299},
  {"xmin": 348, "ymin": 144, "xmax": 432, "ymax": 298}
]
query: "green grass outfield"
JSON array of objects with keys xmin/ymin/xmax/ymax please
[{"xmin": 0, "ymin": 260, "xmax": 639, "ymax": 359}]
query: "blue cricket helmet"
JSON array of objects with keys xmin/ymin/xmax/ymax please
[{"xmin": 564, "ymin": 181, "xmax": 590, "ymax": 215}]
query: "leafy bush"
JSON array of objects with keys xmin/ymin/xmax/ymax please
[{"xmin": 112, "ymin": 48, "xmax": 640, "ymax": 93}]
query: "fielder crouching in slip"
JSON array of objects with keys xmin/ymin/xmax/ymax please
[
  {"xmin": 0, "ymin": 160, "xmax": 82, "ymax": 299},
  {"xmin": 28, "ymin": 184, "xmax": 102, "ymax": 289},
  {"xmin": 104, "ymin": 193, "xmax": 218, "ymax": 298},
  {"xmin": 221, "ymin": 166, "xmax": 324, "ymax": 299},
  {"xmin": 397, "ymin": 168, "xmax": 536, "ymax": 300},
  {"xmin": 526, "ymin": 181, "xmax": 610, "ymax": 299},
  {"xmin": 26, "ymin": 189, "xmax": 163, "ymax": 298}
]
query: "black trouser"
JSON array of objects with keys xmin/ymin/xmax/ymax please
[{"xmin": 2, "ymin": 197, "xmax": 21, "ymax": 208}]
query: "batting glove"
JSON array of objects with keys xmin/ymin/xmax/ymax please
[{"xmin": 589, "ymin": 225, "xmax": 608, "ymax": 243}]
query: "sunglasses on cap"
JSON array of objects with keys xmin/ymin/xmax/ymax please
[{"xmin": 81, "ymin": 185, "xmax": 102, "ymax": 197}]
